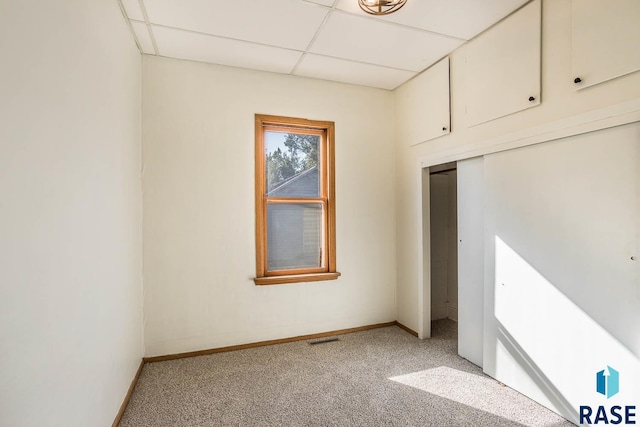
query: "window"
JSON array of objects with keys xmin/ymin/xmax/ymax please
[{"xmin": 254, "ymin": 114, "xmax": 340, "ymax": 285}]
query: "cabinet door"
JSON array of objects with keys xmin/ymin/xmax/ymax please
[
  {"xmin": 403, "ymin": 57, "xmax": 451, "ymax": 146},
  {"xmin": 572, "ymin": 0, "xmax": 640, "ymax": 90},
  {"xmin": 459, "ymin": 0, "xmax": 541, "ymax": 127}
]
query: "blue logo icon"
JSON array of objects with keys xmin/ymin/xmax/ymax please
[{"xmin": 596, "ymin": 366, "xmax": 619, "ymax": 399}]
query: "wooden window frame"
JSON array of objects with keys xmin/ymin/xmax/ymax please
[{"xmin": 254, "ymin": 114, "xmax": 340, "ymax": 285}]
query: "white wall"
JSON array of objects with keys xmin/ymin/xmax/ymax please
[
  {"xmin": 393, "ymin": 0, "xmax": 640, "ymax": 338},
  {"xmin": 429, "ymin": 171, "xmax": 458, "ymax": 322},
  {"xmin": 142, "ymin": 56, "xmax": 396, "ymax": 357},
  {"xmin": 430, "ymin": 174, "xmax": 449, "ymax": 320},
  {"xmin": 0, "ymin": 1, "xmax": 143, "ymax": 426}
]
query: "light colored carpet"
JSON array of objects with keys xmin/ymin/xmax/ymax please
[{"xmin": 120, "ymin": 320, "xmax": 574, "ymax": 426}]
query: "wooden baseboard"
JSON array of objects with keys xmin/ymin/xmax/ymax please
[
  {"xmin": 144, "ymin": 321, "xmax": 398, "ymax": 363},
  {"xmin": 395, "ymin": 321, "xmax": 419, "ymax": 337},
  {"xmin": 112, "ymin": 360, "xmax": 144, "ymax": 427},
  {"xmin": 114, "ymin": 321, "xmax": 418, "ymax": 423}
]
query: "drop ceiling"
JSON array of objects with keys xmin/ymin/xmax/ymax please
[{"xmin": 119, "ymin": 0, "xmax": 530, "ymax": 90}]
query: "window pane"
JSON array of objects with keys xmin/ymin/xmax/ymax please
[
  {"xmin": 265, "ymin": 131, "xmax": 320, "ymax": 197},
  {"xmin": 267, "ymin": 203, "xmax": 323, "ymax": 271}
]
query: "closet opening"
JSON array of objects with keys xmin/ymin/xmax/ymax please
[{"xmin": 428, "ymin": 162, "xmax": 458, "ymax": 339}]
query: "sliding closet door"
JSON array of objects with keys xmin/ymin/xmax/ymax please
[
  {"xmin": 457, "ymin": 157, "xmax": 485, "ymax": 368},
  {"xmin": 482, "ymin": 122, "xmax": 639, "ymax": 423}
]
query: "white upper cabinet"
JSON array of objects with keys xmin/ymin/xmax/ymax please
[
  {"xmin": 458, "ymin": 0, "xmax": 541, "ymax": 127},
  {"xmin": 571, "ymin": 0, "xmax": 640, "ymax": 90},
  {"xmin": 402, "ymin": 57, "xmax": 451, "ymax": 146}
]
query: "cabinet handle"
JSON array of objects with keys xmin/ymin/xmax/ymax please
[
  {"xmin": 574, "ymin": 77, "xmax": 582, "ymax": 84},
  {"xmin": 529, "ymin": 96, "xmax": 535, "ymax": 102},
  {"xmin": 442, "ymin": 127, "xmax": 447, "ymax": 131}
]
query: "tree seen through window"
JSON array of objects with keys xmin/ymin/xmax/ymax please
[{"xmin": 266, "ymin": 133, "xmax": 319, "ymax": 194}]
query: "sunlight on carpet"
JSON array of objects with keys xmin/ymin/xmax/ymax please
[{"xmin": 389, "ymin": 366, "xmax": 563, "ymax": 427}]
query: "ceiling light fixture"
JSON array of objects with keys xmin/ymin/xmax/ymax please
[{"xmin": 358, "ymin": 0, "xmax": 407, "ymax": 15}]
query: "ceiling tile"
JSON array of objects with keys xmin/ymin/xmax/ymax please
[
  {"xmin": 303, "ymin": 0, "xmax": 334, "ymax": 6},
  {"xmin": 142, "ymin": 0, "xmax": 329, "ymax": 50},
  {"xmin": 152, "ymin": 26, "xmax": 303, "ymax": 74},
  {"xmin": 131, "ymin": 21, "xmax": 155, "ymax": 54},
  {"xmin": 335, "ymin": 0, "xmax": 529, "ymax": 40},
  {"xmin": 294, "ymin": 54, "xmax": 415, "ymax": 90},
  {"xmin": 121, "ymin": 0, "xmax": 145, "ymax": 21},
  {"xmin": 309, "ymin": 11, "xmax": 463, "ymax": 71}
]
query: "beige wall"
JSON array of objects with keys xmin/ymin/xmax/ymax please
[
  {"xmin": 142, "ymin": 56, "xmax": 396, "ymax": 357},
  {"xmin": 0, "ymin": 1, "xmax": 143, "ymax": 426},
  {"xmin": 393, "ymin": 0, "xmax": 640, "ymax": 332}
]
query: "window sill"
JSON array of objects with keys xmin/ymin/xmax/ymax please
[{"xmin": 254, "ymin": 272, "xmax": 341, "ymax": 286}]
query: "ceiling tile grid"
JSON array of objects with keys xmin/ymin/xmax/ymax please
[
  {"xmin": 119, "ymin": 0, "xmax": 531, "ymax": 90},
  {"xmin": 121, "ymin": 0, "xmax": 145, "ymax": 21},
  {"xmin": 334, "ymin": 0, "xmax": 529, "ymax": 40},
  {"xmin": 131, "ymin": 21, "xmax": 155, "ymax": 54},
  {"xmin": 142, "ymin": 0, "xmax": 330, "ymax": 51},
  {"xmin": 295, "ymin": 53, "xmax": 416, "ymax": 90},
  {"xmin": 152, "ymin": 26, "xmax": 304, "ymax": 74},
  {"xmin": 308, "ymin": 11, "xmax": 464, "ymax": 72}
]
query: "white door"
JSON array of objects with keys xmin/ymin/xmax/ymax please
[
  {"xmin": 457, "ymin": 157, "xmax": 485, "ymax": 368},
  {"xmin": 482, "ymin": 122, "xmax": 640, "ymax": 424}
]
